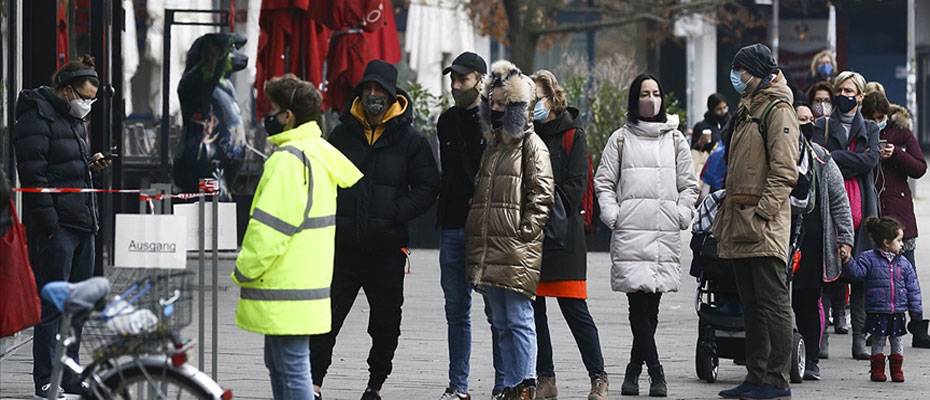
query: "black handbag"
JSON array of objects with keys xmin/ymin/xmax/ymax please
[{"xmin": 543, "ymin": 187, "xmax": 569, "ymax": 250}]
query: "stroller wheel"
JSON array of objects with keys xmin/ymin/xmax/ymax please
[
  {"xmin": 696, "ymin": 339, "xmax": 719, "ymax": 383},
  {"xmin": 790, "ymin": 332, "xmax": 806, "ymax": 384}
]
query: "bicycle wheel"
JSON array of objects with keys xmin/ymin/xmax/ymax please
[{"xmin": 93, "ymin": 357, "xmax": 224, "ymax": 400}]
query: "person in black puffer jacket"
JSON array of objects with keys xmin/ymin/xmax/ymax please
[
  {"xmin": 13, "ymin": 54, "xmax": 111, "ymax": 398},
  {"xmin": 309, "ymin": 60, "xmax": 439, "ymax": 400}
]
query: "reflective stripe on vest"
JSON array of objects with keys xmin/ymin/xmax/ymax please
[
  {"xmin": 251, "ymin": 146, "xmax": 336, "ymax": 237},
  {"xmin": 240, "ymin": 287, "xmax": 331, "ymax": 301}
]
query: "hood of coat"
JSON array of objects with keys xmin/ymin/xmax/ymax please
[
  {"xmin": 889, "ymin": 104, "xmax": 913, "ymax": 131},
  {"xmin": 479, "ymin": 60, "xmax": 535, "ymax": 144},
  {"xmin": 15, "ymin": 86, "xmax": 72, "ymax": 122},
  {"xmin": 534, "ymin": 107, "xmax": 580, "ymax": 138},
  {"xmin": 626, "ymin": 113, "xmax": 680, "ymax": 138},
  {"xmin": 341, "ymin": 88, "xmax": 414, "ymax": 128}
]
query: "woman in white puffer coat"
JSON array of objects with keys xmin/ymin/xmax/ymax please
[{"xmin": 593, "ymin": 73, "xmax": 698, "ymax": 397}]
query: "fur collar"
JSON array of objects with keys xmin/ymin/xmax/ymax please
[
  {"xmin": 889, "ymin": 104, "xmax": 913, "ymax": 131},
  {"xmin": 478, "ymin": 60, "xmax": 535, "ymax": 143}
]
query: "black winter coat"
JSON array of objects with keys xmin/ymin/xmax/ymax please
[
  {"xmin": 534, "ymin": 108, "xmax": 587, "ymax": 281},
  {"xmin": 328, "ymin": 90, "xmax": 440, "ymax": 252},
  {"xmin": 13, "ymin": 87, "xmax": 98, "ymax": 236},
  {"xmin": 0, "ymin": 168, "xmax": 10, "ymax": 237},
  {"xmin": 436, "ymin": 105, "xmax": 485, "ymax": 229}
]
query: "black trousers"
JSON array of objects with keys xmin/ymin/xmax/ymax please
[
  {"xmin": 29, "ymin": 227, "xmax": 95, "ymax": 392},
  {"xmin": 792, "ymin": 287, "xmax": 822, "ymax": 366},
  {"xmin": 627, "ymin": 292, "xmax": 662, "ymax": 368},
  {"xmin": 534, "ymin": 296, "xmax": 606, "ymax": 377},
  {"xmin": 309, "ymin": 248, "xmax": 407, "ymax": 390},
  {"xmin": 821, "ymin": 280, "xmax": 847, "ymax": 325}
]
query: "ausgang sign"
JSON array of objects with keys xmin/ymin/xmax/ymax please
[{"xmin": 115, "ymin": 214, "xmax": 188, "ymax": 269}]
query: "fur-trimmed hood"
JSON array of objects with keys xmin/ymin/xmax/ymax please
[
  {"xmin": 478, "ymin": 60, "xmax": 536, "ymax": 144},
  {"xmin": 889, "ymin": 104, "xmax": 913, "ymax": 131}
]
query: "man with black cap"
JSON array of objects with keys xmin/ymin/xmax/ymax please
[
  {"xmin": 309, "ymin": 59, "xmax": 440, "ymax": 400},
  {"xmin": 435, "ymin": 51, "xmax": 493, "ymax": 400},
  {"xmin": 714, "ymin": 43, "xmax": 799, "ymax": 400}
]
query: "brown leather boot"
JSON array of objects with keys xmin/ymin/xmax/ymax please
[
  {"xmin": 889, "ymin": 353, "xmax": 905, "ymax": 382},
  {"xmin": 588, "ymin": 373, "xmax": 609, "ymax": 400},
  {"xmin": 870, "ymin": 353, "xmax": 887, "ymax": 382},
  {"xmin": 536, "ymin": 376, "xmax": 557, "ymax": 400}
]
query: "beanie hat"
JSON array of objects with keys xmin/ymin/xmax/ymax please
[{"xmin": 732, "ymin": 43, "xmax": 779, "ymax": 79}]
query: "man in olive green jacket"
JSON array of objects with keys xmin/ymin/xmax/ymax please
[{"xmin": 715, "ymin": 44, "xmax": 799, "ymax": 400}]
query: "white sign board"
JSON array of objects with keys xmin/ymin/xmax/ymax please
[
  {"xmin": 115, "ymin": 214, "xmax": 188, "ymax": 269},
  {"xmin": 173, "ymin": 202, "xmax": 238, "ymax": 251}
]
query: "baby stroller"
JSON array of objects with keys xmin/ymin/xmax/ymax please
[{"xmin": 689, "ymin": 190, "xmax": 806, "ymax": 384}]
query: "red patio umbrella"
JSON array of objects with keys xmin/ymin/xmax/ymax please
[{"xmin": 311, "ymin": 0, "xmax": 401, "ymax": 111}]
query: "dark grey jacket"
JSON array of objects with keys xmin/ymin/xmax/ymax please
[{"xmin": 811, "ymin": 143, "xmax": 855, "ymax": 282}]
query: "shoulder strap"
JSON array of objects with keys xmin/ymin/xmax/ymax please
[{"xmin": 752, "ymin": 99, "xmax": 792, "ymax": 160}]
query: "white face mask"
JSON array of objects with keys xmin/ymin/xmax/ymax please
[
  {"xmin": 68, "ymin": 98, "xmax": 96, "ymax": 119},
  {"xmin": 638, "ymin": 96, "xmax": 661, "ymax": 119}
]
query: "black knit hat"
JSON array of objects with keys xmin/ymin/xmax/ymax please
[
  {"xmin": 732, "ymin": 43, "xmax": 779, "ymax": 79},
  {"xmin": 358, "ymin": 60, "xmax": 398, "ymax": 98}
]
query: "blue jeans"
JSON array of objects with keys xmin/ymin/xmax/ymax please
[
  {"xmin": 440, "ymin": 229, "xmax": 503, "ymax": 393},
  {"xmin": 483, "ymin": 286, "xmax": 536, "ymax": 388},
  {"xmin": 264, "ymin": 335, "xmax": 312, "ymax": 400}
]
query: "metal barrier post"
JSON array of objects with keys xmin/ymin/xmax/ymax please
[
  {"xmin": 197, "ymin": 187, "xmax": 206, "ymax": 372},
  {"xmin": 211, "ymin": 189, "xmax": 219, "ymax": 380}
]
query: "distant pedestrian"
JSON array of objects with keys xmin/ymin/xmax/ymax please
[
  {"xmin": 691, "ymin": 93, "xmax": 729, "ymax": 185},
  {"xmin": 809, "ymin": 50, "xmax": 837, "ymax": 88},
  {"xmin": 810, "ymin": 70, "xmax": 881, "ymax": 361},
  {"xmin": 594, "ymin": 73, "xmax": 698, "ymax": 398},
  {"xmin": 844, "ymin": 217, "xmax": 923, "ymax": 383},
  {"xmin": 530, "ymin": 69, "xmax": 608, "ymax": 400},
  {"xmin": 807, "ymin": 81, "xmax": 834, "ymax": 120},
  {"xmin": 715, "ymin": 44, "xmax": 799, "ymax": 400},
  {"xmin": 465, "ymin": 60, "xmax": 555, "ymax": 400}
]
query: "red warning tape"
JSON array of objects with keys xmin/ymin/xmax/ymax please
[{"xmin": 12, "ymin": 187, "xmax": 216, "ymax": 201}]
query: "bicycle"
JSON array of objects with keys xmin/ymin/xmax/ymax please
[{"xmin": 41, "ymin": 271, "xmax": 231, "ymax": 399}]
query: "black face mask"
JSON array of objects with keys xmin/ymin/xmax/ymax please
[
  {"xmin": 800, "ymin": 123, "xmax": 814, "ymax": 140},
  {"xmin": 264, "ymin": 112, "xmax": 287, "ymax": 136},
  {"xmin": 490, "ymin": 110, "xmax": 505, "ymax": 129},
  {"xmin": 834, "ymin": 95, "xmax": 858, "ymax": 114},
  {"xmin": 363, "ymin": 95, "xmax": 389, "ymax": 117}
]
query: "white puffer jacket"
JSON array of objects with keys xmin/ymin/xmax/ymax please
[{"xmin": 594, "ymin": 115, "xmax": 699, "ymax": 293}]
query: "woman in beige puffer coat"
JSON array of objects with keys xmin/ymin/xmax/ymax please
[
  {"xmin": 593, "ymin": 73, "xmax": 698, "ymax": 397},
  {"xmin": 465, "ymin": 60, "xmax": 554, "ymax": 399}
]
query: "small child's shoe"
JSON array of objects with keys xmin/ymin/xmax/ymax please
[
  {"xmin": 870, "ymin": 353, "xmax": 887, "ymax": 382},
  {"xmin": 889, "ymin": 353, "xmax": 905, "ymax": 382}
]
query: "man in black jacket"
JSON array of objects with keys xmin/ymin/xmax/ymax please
[
  {"xmin": 309, "ymin": 60, "xmax": 440, "ymax": 400},
  {"xmin": 13, "ymin": 55, "xmax": 111, "ymax": 398},
  {"xmin": 435, "ymin": 52, "xmax": 490, "ymax": 400}
]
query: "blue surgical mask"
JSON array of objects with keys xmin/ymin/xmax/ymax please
[
  {"xmin": 730, "ymin": 69, "xmax": 748, "ymax": 95},
  {"xmin": 876, "ymin": 118, "xmax": 888, "ymax": 131},
  {"xmin": 817, "ymin": 63, "xmax": 834, "ymax": 77},
  {"xmin": 533, "ymin": 100, "xmax": 550, "ymax": 122}
]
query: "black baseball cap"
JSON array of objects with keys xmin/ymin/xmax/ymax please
[{"xmin": 443, "ymin": 52, "xmax": 487, "ymax": 76}]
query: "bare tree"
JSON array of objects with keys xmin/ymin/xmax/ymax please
[{"xmin": 467, "ymin": 0, "xmax": 761, "ymax": 70}]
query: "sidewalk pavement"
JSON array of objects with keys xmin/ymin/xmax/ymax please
[{"xmin": 5, "ymin": 184, "xmax": 930, "ymax": 399}]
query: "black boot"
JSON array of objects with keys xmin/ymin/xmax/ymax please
[
  {"xmin": 908, "ymin": 319, "xmax": 930, "ymax": 348},
  {"xmin": 647, "ymin": 364, "xmax": 667, "ymax": 397},
  {"xmin": 620, "ymin": 362, "xmax": 641, "ymax": 396}
]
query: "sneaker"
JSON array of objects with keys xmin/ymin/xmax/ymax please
[
  {"xmin": 439, "ymin": 388, "xmax": 471, "ymax": 400},
  {"xmin": 740, "ymin": 384, "xmax": 791, "ymax": 400},
  {"xmin": 361, "ymin": 388, "xmax": 382, "ymax": 400},
  {"xmin": 718, "ymin": 382, "xmax": 757, "ymax": 399},
  {"xmin": 34, "ymin": 383, "xmax": 66, "ymax": 400},
  {"xmin": 803, "ymin": 363, "xmax": 821, "ymax": 381}
]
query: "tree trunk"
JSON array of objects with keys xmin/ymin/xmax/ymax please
[
  {"xmin": 502, "ymin": 0, "xmax": 539, "ymax": 72},
  {"xmin": 509, "ymin": 31, "xmax": 539, "ymax": 72}
]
